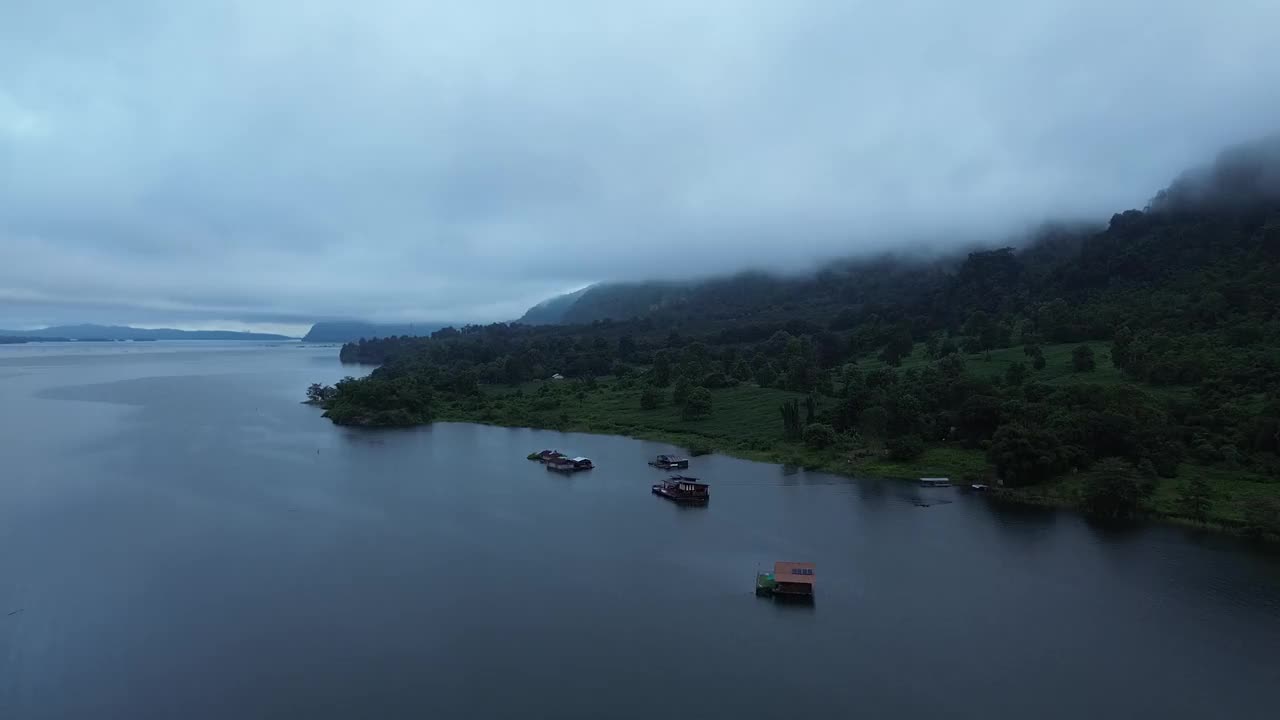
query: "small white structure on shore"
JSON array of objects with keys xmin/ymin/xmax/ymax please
[
  {"xmin": 550, "ymin": 373, "xmax": 565, "ymax": 380},
  {"xmin": 919, "ymin": 477, "xmax": 952, "ymax": 487}
]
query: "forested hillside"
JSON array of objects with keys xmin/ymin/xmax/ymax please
[{"xmin": 311, "ymin": 138, "xmax": 1280, "ymax": 536}]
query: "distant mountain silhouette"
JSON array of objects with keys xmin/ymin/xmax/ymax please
[
  {"xmin": 0, "ymin": 324, "xmax": 294, "ymax": 341},
  {"xmin": 301, "ymin": 321, "xmax": 451, "ymax": 343}
]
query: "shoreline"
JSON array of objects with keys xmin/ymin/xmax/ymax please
[{"xmin": 318, "ymin": 407, "xmax": 1277, "ymax": 545}]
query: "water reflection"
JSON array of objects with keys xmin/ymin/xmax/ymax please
[{"xmin": 981, "ymin": 496, "xmax": 1061, "ymax": 541}]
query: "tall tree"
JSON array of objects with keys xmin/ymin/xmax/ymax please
[
  {"xmin": 1005, "ymin": 361, "xmax": 1029, "ymax": 386},
  {"xmin": 989, "ymin": 422, "xmax": 1061, "ymax": 486},
  {"xmin": 879, "ymin": 330, "xmax": 914, "ymax": 367},
  {"xmin": 1072, "ymin": 345, "xmax": 1097, "ymax": 372},
  {"xmin": 755, "ymin": 361, "xmax": 778, "ymax": 388},
  {"xmin": 683, "ymin": 387, "xmax": 712, "ymax": 420},
  {"xmin": 1177, "ymin": 476, "xmax": 1212, "ymax": 523},
  {"xmin": 780, "ymin": 399, "xmax": 803, "ymax": 441},
  {"xmin": 1082, "ymin": 458, "xmax": 1143, "ymax": 520},
  {"xmin": 672, "ymin": 375, "xmax": 692, "ymax": 405},
  {"xmin": 652, "ymin": 350, "xmax": 672, "ymax": 387}
]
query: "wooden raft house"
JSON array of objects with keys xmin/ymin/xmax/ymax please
[
  {"xmin": 919, "ymin": 477, "xmax": 952, "ymax": 488},
  {"xmin": 528, "ymin": 449, "xmax": 565, "ymax": 463},
  {"xmin": 651, "ymin": 475, "xmax": 709, "ymax": 504},
  {"xmin": 648, "ymin": 454, "xmax": 690, "ymax": 470},
  {"xmin": 756, "ymin": 561, "xmax": 816, "ymax": 602},
  {"xmin": 547, "ymin": 456, "xmax": 594, "ymax": 473}
]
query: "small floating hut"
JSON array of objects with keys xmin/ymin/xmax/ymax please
[
  {"xmin": 547, "ymin": 456, "xmax": 594, "ymax": 473},
  {"xmin": 756, "ymin": 561, "xmax": 816, "ymax": 601},
  {"xmin": 651, "ymin": 475, "xmax": 709, "ymax": 504},
  {"xmin": 648, "ymin": 454, "xmax": 690, "ymax": 470}
]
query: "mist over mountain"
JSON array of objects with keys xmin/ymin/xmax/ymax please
[
  {"xmin": 513, "ymin": 135, "xmax": 1280, "ymax": 329},
  {"xmin": 515, "ymin": 287, "xmax": 594, "ymax": 325},
  {"xmin": 1150, "ymin": 134, "xmax": 1280, "ymax": 213}
]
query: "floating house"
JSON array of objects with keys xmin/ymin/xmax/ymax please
[
  {"xmin": 651, "ymin": 475, "xmax": 709, "ymax": 504},
  {"xmin": 648, "ymin": 454, "xmax": 690, "ymax": 470},
  {"xmin": 547, "ymin": 456, "xmax": 594, "ymax": 473},
  {"xmin": 528, "ymin": 449, "xmax": 565, "ymax": 462},
  {"xmin": 756, "ymin": 561, "xmax": 816, "ymax": 601},
  {"xmin": 919, "ymin": 477, "xmax": 952, "ymax": 487}
]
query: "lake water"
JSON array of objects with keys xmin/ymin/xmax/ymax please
[{"xmin": 1, "ymin": 342, "xmax": 1278, "ymax": 719}]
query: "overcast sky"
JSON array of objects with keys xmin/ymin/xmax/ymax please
[{"xmin": 2, "ymin": 1, "xmax": 1279, "ymax": 335}]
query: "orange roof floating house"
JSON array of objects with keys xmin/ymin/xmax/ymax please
[{"xmin": 765, "ymin": 561, "xmax": 816, "ymax": 601}]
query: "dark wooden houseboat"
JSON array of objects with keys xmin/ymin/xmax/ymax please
[
  {"xmin": 546, "ymin": 456, "xmax": 594, "ymax": 473},
  {"xmin": 651, "ymin": 475, "xmax": 709, "ymax": 504},
  {"xmin": 648, "ymin": 454, "xmax": 690, "ymax": 470},
  {"xmin": 528, "ymin": 449, "xmax": 565, "ymax": 462}
]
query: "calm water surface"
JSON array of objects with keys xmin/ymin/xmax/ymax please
[{"xmin": 1, "ymin": 342, "xmax": 1278, "ymax": 719}]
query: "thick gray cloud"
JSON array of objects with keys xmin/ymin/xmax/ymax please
[{"xmin": 3, "ymin": 0, "xmax": 1279, "ymax": 332}]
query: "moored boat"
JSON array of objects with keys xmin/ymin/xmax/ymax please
[
  {"xmin": 648, "ymin": 454, "xmax": 689, "ymax": 469},
  {"xmin": 651, "ymin": 475, "xmax": 709, "ymax": 504},
  {"xmin": 547, "ymin": 456, "xmax": 594, "ymax": 473},
  {"xmin": 528, "ymin": 449, "xmax": 565, "ymax": 463},
  {"xmin": 755, "ymin": 561, "xmax": 816, "ymax": 602}
]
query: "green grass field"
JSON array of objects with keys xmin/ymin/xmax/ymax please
[{"xmin": 458, "ymin": 380, "xmax": 818, "ymax": 459}]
